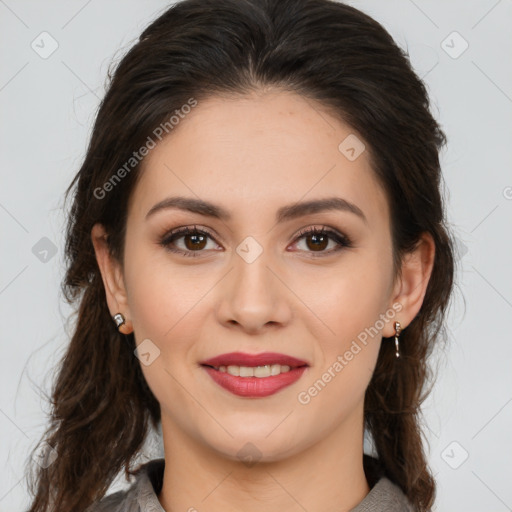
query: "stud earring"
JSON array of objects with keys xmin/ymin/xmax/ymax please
[
  {"xmin": 394, "ymin": 321, "xmax": 402, "ymax": 359},
  {"xmin": 113, "ymin": 313, "xmax": 126, "ymax": 331}
]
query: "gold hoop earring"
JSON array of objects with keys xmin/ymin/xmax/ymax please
[{"xmin": 394, "ymin": 321, "xmax": 402, "ymax": 359}]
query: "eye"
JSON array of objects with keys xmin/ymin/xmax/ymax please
[
  {"xmin": 159, "ymin": 225, "xmax": 353, "ymax": 258},
  {"xmin": 290, "ymin": 225, "xmax": 353, "ymax": 257},
  {"xmin": 159, "ymin": 225, "xmax": 220, "ymax": 257}
]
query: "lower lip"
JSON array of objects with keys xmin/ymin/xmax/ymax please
[{"xmin": 202, "ymin": 365, "xmax": 308, "ymax": 397}]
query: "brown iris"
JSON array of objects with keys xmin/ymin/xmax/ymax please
[
  {"xmin": 305, "ymin": 233, "xmax": 329, "ymax": 251},
  {"xmin": 184, "ymin": 233, "xmax": 208, "ymax": 251}
]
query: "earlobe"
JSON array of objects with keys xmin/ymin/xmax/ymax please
[
  {"xmin": 91, "ymin": 223, "xmax": 133, "ymax": 334},
  {"xmin": 386, "ymin": 232, "xmax": 435, "ymax": 336}
]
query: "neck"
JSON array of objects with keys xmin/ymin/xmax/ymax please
[{"xmin": 157, "ymin": 406, "xmax": 371, "ymax": 512}]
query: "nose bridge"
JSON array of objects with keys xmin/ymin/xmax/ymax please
[
  {"xmin": 216, "ymin": 233, "xmax": 290, "ymax": 330},
  {"xmin": 232, "ymin": 234, "xmax": 277, "ymax": 304}
]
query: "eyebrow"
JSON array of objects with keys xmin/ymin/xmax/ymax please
[{"xmin": 145, "ymin": 195, "xmax": 367, "ymax": 225}]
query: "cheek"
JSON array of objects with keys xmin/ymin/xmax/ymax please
[
  {"xmin": 297, "ymin": 266, "xmax": 386, "ymax": 415},
  {"xmin": 123, "ymin": 247, "xmax": 208, "ymax": 419},
  {"xmin": 296, "ymin": 255, "xmax": 390, "ymax": 392},
  {"xmin": 299, "ymin": 257, "xmax": 390, "ymax": 337},
  {"xmin": 124, "ymin": 240, "xmax": 208, "ymax": 338}
]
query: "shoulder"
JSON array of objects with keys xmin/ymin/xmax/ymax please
[
  {"xmin": 86, "ymin": 488, "xmax": 135, "ymax": 512},
  {"xmin": 86, "ymin": 459, "xmax": 165, "ymax": 512},
  {"xmin": 350, "ymin": 476, "xmax": 416, "ymax": 511},
  {"xmin": 350, "ymin": 454, "xmax": 416, "ymax": 511}
]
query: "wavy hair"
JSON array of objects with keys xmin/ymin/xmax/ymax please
[{"xmin": 25, "ymin": 0, "xmax": 456, "ymax": 510}]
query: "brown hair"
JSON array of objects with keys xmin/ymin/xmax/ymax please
[{"xmin": 25, "ymin": 0, "xmax": 456, "ymax": 510}]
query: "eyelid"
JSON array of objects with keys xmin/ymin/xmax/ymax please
[{"xmin": 163, "ymin": 224, "xmax": 218, "ymax": 240}]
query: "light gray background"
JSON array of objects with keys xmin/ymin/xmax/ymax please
[{"xmin": 1, "ymin": 1, "xmax": 511, "ymax": 511}]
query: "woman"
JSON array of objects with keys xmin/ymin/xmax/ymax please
[{"xmin": 25, "ymin": 0, "xmax": 455, "ymax": 510}]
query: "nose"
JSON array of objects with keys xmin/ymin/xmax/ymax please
[{"xmin": 215, "ymin": 244, "xmax": 292, "ymax": 334}]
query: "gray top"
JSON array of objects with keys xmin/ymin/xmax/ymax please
[{"xmin": 88, "ymin": 457, "xmax": 415, "ymax": 511}]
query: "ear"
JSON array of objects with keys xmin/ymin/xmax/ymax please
[
  {"xmin": 91, "ymin": 223, "xmax": 133, "ymax": 334},
  {"xmin": 383, "ymin": 232, "xmax": 435, "ymax": 337}
]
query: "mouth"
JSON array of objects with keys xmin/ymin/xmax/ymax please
[{"xmin": 199, "ymin": 352, "xmax": 309, "ymax": 398}]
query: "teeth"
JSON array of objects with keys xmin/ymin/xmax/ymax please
[{"xmin": 216, "ymin": 364, "xmax": 292, "ymax": 377}]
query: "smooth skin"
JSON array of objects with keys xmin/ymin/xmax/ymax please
[{"xmin": 92, "ymin": 89, "xmax": 435, "ymax": 512}]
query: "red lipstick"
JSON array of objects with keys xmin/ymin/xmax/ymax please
[{"xmin": 200, "ymin": 352, "xmax": 309, "ymax": 398}]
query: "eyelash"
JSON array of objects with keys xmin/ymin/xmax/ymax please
[{"xmin": 159, "ymin": 224, "xmax": 353, "ymax": 258}]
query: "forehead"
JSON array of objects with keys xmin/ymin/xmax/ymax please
[{"xmin": 129, "ymin": 90, "xmax": 389, "ymax": 229}]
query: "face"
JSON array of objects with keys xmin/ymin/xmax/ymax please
[{"xmin": 95, "ymin": 89, "xmax": 409, "ymax": 463}]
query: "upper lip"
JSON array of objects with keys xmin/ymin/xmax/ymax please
[{"xmin": 200, "ymin": 352, "xmax": 309, "ymax": 368}]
